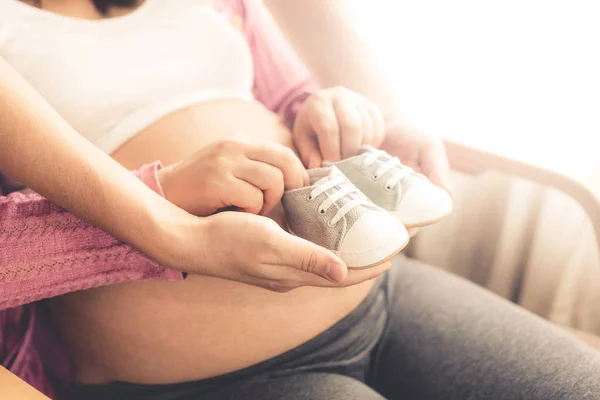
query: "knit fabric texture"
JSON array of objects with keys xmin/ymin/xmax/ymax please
[
  {"xmin": 0, "ymin": 162, "xmax": 182, "ymax": 311},
  {"xmin": 0, "ymin": 162, "xmax": 182, "ymax": 398}
]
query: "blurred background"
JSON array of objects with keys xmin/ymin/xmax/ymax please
[{"xmin": 342, "ymin": 0, "xmax": 600, "ymax": 334}]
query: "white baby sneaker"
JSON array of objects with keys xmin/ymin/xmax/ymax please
[
  {"xmin": 325, "ymin": 146, "xmax": 453, "ymax": 227},
  {"xmin": 282, "ymin": 166, "xmax": 409, "ymax": 269}
]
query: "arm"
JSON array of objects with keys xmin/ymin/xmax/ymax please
[
  {"xmin": 0, "ymin": 57, "xmax": 193, "ymax": 267},
  {"xmin": 217, "ymin": 0, "xmax": 319, "ymax": 126},
  {"xmin": 0, "ymin": 52, "xmax": 355, "ymax": 299}
]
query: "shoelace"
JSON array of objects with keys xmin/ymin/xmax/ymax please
[
  {"xmin": 362, "ymin": 150, "xmax": 413, "ymax": 190},
  {"xmin": 308, "ymin": 175, "xmax": 368, "ymax": 225}
]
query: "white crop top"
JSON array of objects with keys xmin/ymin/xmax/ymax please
[{"xmin": 0, "ymin": 0, "xmax": 254, "ymax": 153}]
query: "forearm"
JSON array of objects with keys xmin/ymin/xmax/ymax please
[
  {"xmin": 0, "ymin": 163, "xmax": 183, "ymax": 310},
  {"xmin": 0, "ymin": 58, "xmax": 190, "ymax": 265}
]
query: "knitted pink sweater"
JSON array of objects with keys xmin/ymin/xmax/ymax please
[{"xmin": 0, "ymin": 0, "xmax": 317, "ymax": 397}]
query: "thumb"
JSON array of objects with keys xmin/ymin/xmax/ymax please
[
  {"xmin": 281, "ymin": 232, "xmax": 348, "ymax": 283},
  {"xmin": 293, "ymin": 127, "xmax": 323, "ymax": 169}
]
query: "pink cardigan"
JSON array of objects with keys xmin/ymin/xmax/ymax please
[{"xmin": 0, "ymin": 0, "xmax": 317, "ymax": 397}]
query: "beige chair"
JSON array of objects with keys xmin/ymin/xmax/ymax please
[{"xmin": 445, "ymin": 137, "xmax": 600, "ymax": 350}]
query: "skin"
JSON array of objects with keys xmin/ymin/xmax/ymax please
[
  {"xmin": 10, "ymin": 0, "xmax": 452, "ymax": 386},
  {"xmin": 263, "ymin": 0, "xmax": 452, "ymax": 193},
  {"xmin": 0, "ymin": 57, "xmax": 189, "ymax": 269},
  {"xmin": 50, "ymin": 98, "xmax": 389, "ymax": 383},
  {"xmin": 0, "ymin": 53, "xmax": 357, "ymax": 292}
]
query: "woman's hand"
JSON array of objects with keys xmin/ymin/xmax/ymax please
[
  {"xmin": 382, "ymin": 121, "xmax": 452, "ymax": 196},
  {"xmin": 382, "ymin": 121, "xmax": 453, "ymax": 237},
  {"xmin": 293, "ymin": 86, "xmax": 386, "ymax": 168},
  {"xmin": 156, "ymin": 139, "xmax": 390, "ymax": 291},
  {"xmin": 158, "ymin": 140, "xmax": 308, "ymax": 217},
  {"xmin": 170, "ymin": 211, "xmax": 389, "ymax": 292}
]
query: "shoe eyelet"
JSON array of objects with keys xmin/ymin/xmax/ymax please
[
  {"xmin": 385, "ymin": 185, "xmax": 392, "ymax": 191},
  {"xmin": 319, "ymin": 209, "xmax": 326, "ymax": 215},
  {"xmin": 308, "ymin": 195, "xmax": 313, "ymax": 201},
  {"xmin": 372, "ymin": 174, "xmax": 379, "ymax": 180}
]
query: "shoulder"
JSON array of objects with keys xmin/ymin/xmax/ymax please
[{"xmin": 215, "ymin": 0, "xmax": 268, "ymax": 35}]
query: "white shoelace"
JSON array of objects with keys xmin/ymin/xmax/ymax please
[
  {"xmin": 308, "ymin": 175, "xmax": 368, "ymax": 225},
  {"xmin": 362, "ymin": 150, "xmax": 413, "ymax": 190}
]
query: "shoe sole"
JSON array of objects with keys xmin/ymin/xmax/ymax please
[
  {"xmin": 342, "ymin": 235, "xmax": 410, "ymax": 270},
  {"xmin": 288, "ymin": 227, "xmax": 410, "ymax": 271},
  {"xmin": 343, "ymin": 209, "xmax": 452, "ymax": 269},
  {"xmin": 402, "ymin": 209, "xmax": 453, "ymax": 228}
]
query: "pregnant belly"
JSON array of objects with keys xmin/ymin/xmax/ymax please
[{"xmin": 49, "ymin": 99, "xmax": 375, "ymax": 384}]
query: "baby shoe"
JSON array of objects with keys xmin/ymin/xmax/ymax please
[
  {"xmin": 325, "ymin": 146, "xmax": 453, "ymax": 227},
  {"xmin": 282, "ymin": 166, "xmax": 409, "ymax": 269}
]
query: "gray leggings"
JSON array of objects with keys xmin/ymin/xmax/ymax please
[{"xmin": 76, "ymin": 256, "xmax": 600, "ymax": 400}]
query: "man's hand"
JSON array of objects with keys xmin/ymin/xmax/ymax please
[{"xmin": 293, "ymin": 86, "xmax": 386, "ymax": 168}]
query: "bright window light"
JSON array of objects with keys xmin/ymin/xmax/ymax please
[{"xmin": 347, "ymin": 1, "xmax": 600, "ymax": 170}]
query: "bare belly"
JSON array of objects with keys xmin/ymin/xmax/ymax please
[{"xmin": 49, "ymin": 99, "xmax": 375, "ymax": 384}]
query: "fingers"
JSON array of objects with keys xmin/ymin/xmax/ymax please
[
  {"xmin": 356, "ymin": 101, "xmax": 374, "ymax": 148},
  {"xmin": 293, "ymin": 133, "xmax": 322, "ymax": 170},
  {"xmin": 334, "ymin": 96, "xmax": 363, "ymax": 159},
  {"xmin": 339, "ymin": 261, "xmax": 392, "ymax": 287},
  {"xmin": 294, "ymin": 88, "xmax": 386, "ymax": 168},
  {"xmin": 307, "ymin": 95, "xmax": 341, "ymax": 162},
  {"xmin": 228, "ymin": 180, "xmax": 265, "ymax": 214},
  {"xmin": 235, "ymin": 160, "xmax": 285, "ymax": 216},
  {"xmin": 274, "ymin": 232, "xmax": 348, "ymax": 283},
  {"xmin": 246, "ymin": 142, "xmax": 308, "ymax": 189},
  {"xmin": 257, "ymin": 259, "xmax": 391, "ymax": 292},
  {"xmin": 367, "ymin": 100, "xmax": 386, "ymax": 148},
  {"xmin": 252, "ymin": 264, "xmax": 342, "ymax": 292},
  {"xmin": 293, "ymin": 115, "xmax": 323, "ymax": 169}
]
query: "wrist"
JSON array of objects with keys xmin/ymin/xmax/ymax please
[
  {"xmin": 138, "ymin": 161, "xmax": 166, "ymax": 197},
  {"xmin": 157, "ymin": 165, "xmax": 175, "ymax": 203},
  {"xmin": 124, "ymin": 163, "xmax": 202, "ymax": 271},
  {"xmin": 145, "ymin": 203, "xmax": 209, "ymax": 272},
  {"xmin": 126, "ymin": 162, "xmax": 191, "ymax": 268},
  {"xmin": 156, "ymin": 163, "xmax": 191, "ymax": 212}
]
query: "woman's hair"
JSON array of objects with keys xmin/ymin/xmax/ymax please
[{"xmin": 92, "ymin": 0, "xmax": 138, "ymax": 15}]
